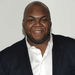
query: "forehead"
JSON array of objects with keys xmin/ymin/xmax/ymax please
[{"xmin": 25, "ymin": 4, "xmax": 49, "ymax": 17}]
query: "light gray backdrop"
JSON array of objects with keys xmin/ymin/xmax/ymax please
[{"xmin": 0, "ymin": 0, "xmax": 75, "ymax": 51}]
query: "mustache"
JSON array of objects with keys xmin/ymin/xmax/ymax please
[{"xmin": 31, "ymin": 26, "xmax": 44, "ymax": 30}]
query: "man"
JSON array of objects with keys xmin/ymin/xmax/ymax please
[{"xmin": 0, "ymin": 1, "xmax": 75, "ymax": 75}]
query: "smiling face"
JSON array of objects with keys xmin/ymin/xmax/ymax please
[{"xmin": 23, "ymin": 2, "xmax": 52, "ymax": 44}]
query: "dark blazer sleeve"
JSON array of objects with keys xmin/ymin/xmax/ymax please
[
  {"xmin": 0, "ymin": 48, "xmax": 11, "ymax": 75},
  {"xmin": 69, "ymin": 41, "xmax": 75, "ymax": 74},
  {"xmin": 0, "ymin": 54, "xmax": 4, "ymax": 75}
]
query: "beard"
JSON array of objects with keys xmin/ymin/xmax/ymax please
[{"xmin": 26, "ymin": 30, "xmax": 50, "ymax": 44}]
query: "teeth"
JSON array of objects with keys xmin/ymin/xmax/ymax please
[{"xmin": 34, "ymin": 30, "xmax": 41, "ymax": 33}]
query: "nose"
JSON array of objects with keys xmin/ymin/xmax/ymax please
[{"xmin": 35, "ymin": 20, "xmax": 42, "ymax": 26}]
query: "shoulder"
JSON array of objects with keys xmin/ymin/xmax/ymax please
[
  {"xmin": 52, "ymin": 34, "xmax": 75, "ymax": 55},
  {"xmin": 0, "ymin": 38, "xmax": 27, "ymax": 73},
  {"xmin": 53, "ymin": 34, "xmax": 75, "ymax": 69},
  {"xmin": 0, "ymin": 38, "xmax": 27, "ymax": 58},
  {"xmin": 52, "ymin": 34, "xmax": 75, "ymax": 45},
  {"xmin": 52, "ymin": 34, "xmax": 75, "ymax": 52}
]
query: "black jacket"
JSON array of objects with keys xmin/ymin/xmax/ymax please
[{"xmin": 0, "ymin": 34, "xmax": 75, "ymax": 75}]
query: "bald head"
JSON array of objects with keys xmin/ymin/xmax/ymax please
[{"xmin": 23, "ymin": 1, "xmax": 51, "ymax": 20}]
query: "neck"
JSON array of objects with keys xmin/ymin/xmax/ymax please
[{"xmin": 27, "ymin": 37, "xmax": 50, "ymax": 56}]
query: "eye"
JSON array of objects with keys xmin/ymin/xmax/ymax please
[
  {"xmin": 41, "ymin": 18, "xmax": 48, "ymax": 22},
  {"xmin": 27, "ymin": 19, "xmax": 34, "ymax": 23}
]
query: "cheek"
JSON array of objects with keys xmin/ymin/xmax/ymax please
[
  {"xmin": 46, "ymin": 25, "xmax": 50, "ymax": 33},
  {"xmin": 43, "ymin": 23, "xmax": 50, "ymax": 32},
  {"xmin": 25, "ymin": 23, "xmax": 33, "ymax": 34}
]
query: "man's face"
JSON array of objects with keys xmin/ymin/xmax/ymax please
[{"xmin": 23, "ymin": 5, "xmax": 51, "ymax": 44}]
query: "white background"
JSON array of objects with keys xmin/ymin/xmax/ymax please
[{"xmin": 0, "ymin": 0, "xmax": 75, "ymax": 51}]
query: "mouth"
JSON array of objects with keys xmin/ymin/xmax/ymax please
[
  {"xmin": 33, "ymin": 30, "xmax": 43, "ymax": 34},
  {"xmin": 31, "ymin": 26, "xmax": 43, "ymax": 31},
  {"xmin": 30, "ymin": 26, "xmax": 45, "ymax": 36},
  {"xmin": 31, "ymin": 28, "xmax": 44, "ymax": 34}
]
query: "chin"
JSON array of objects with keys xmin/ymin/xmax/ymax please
[
  {"xmin": 27, "ymin": 33, "xmax": 50, "ymax": 44},
  {"xmin": 30, "ymin": 39, "xmax": 46, "ymax": 44}
]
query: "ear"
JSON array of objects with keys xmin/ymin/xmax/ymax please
[
  {"xmin": 49, "ymin": 20, "xmax": 52, "ymax": 27},
  {"xmin": 22, "ymin": 20, "xmax": 26, "ymax": 36},
  {"xmin": 22, "ymin": 20, "xmax": 25, "ymax": 29},
  {"xmin": 50, "ymin": 21, "xmax": 52, "ymax": 26}
]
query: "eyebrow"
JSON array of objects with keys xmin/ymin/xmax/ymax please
[
  {"xmin": 41, "ymin": 16, "xmax": 47, "ymax": 18},
  {"xmin": 28, "ymin": 16, "xmax": 47, "ymax": 19},
  {"xmin": 41, "ymin": 16, "xmax": 49, "ymax": 20},
  {"xmin": 28, "ymin": 16, "xmax": 34, "ymax": 18}
]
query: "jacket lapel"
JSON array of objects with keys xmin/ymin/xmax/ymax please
[
  {"xmin": 20, "ymin": 38, "xmax": 33, "ymax": 75},
  {"xmin": 52, "ymin": 35, "xmax": 64, "ymax": 75}
]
